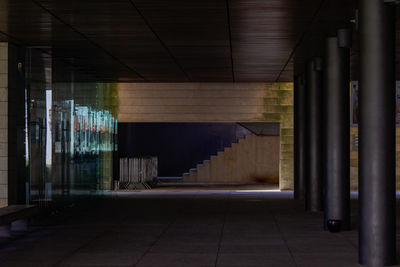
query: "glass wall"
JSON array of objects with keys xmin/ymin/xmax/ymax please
[{"xmin": 26, "ymin": 48, "xmax": 118, "ymax": 205}]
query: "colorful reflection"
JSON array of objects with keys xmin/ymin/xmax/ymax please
[
  {"xmin": 26, "ymin": 48, "xmax": 119, "ymax": 204},
  {"xmin": 73, "ymin": 106, "xmax": 117, "ymax": 155},
  {"xmin": 29, "ymin": 87, "xmax": 118, "ymax": 204}
]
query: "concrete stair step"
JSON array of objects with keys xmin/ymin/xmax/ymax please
[
  {"xmin": 189, "ymin": 168, "xmax": 198, "ymax": 182},
  {"xmin": 183, "ymin": 133, "xmax": 257, "ymax": 183}
]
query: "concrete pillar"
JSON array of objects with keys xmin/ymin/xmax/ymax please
[
  {"xmin": 305, "ymin": 59, "xmax": 323, "ymax": 211},
  {"xmin": 0, "ymin": 43, "xmax": 8, "ymax": 208},
  {"xmin": 359, "ymin": 0, "xmax": 396, "ymax": 265},
  {"xmin": 294, "ymin": 73, "xmax": 307, "ymax": 200},
  {"xmin": 323, "ymin": 33, "xmax": 350, "ymax": 231}
]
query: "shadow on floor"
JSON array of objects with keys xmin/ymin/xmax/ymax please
[{"xmin": 0, "ymin": 186, "xmax": 392, "ymax": 267}]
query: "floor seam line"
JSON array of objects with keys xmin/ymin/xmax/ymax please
[
  {"xmin": 339, "ymin": 232, "xmax": 358, "ymax": 249},
  {"xmin": 50, "ymin": 229, "xmax": 109, "ymax": 266},
  {"xmin": 271, "ymin": 212, "xmax": 298, "ymax": 267},
  {"xmin": 132, "ymin": 218, "xmax": 176, "ymax": 267},
  {"xmin": 214, "ymin": 192, "xmax": 231, "ymax": 267},
  {"xmin": 51, "ymin": 212, "xmax": 132, "ymax": 267}
]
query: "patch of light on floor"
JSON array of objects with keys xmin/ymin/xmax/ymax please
[{"xmin": 234, "ymin": 189, "xmax": 281, "ymax": 193}]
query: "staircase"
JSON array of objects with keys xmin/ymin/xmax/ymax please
[{"xmin": 182, "ymin": 134, "xmax": 280, "ymax": 184}]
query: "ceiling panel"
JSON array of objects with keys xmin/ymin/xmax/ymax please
[
  {"xmin": 35, "ymin": 0, "xmax": 187, "ymax": 81},
  {"xmin": 4, "ymin": 0, "xmax": 398, "ymax": 82},
  {"xmin": 131, "ymin": 0, "xmax": 233, "ymax": 81},
  {"xmin": 229, "ymin": 0, "xmax": 322, "ymax": 82}
]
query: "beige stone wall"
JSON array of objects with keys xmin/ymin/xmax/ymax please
[
  {"xmin": 184, "ymin": 134, "xmax": 280, "ymax": 183},
  {"xmin": 270, "ymin": 83, "xmax": 293, "ymax": 190},
  {"xmin": 0, "ymin": 43, "xmax": 7, "ymax": 207},
  {"xmin": 118, "ymin": 82, "xmax": 294, "ymax": 189},
  {"xmin": 118, "ymin": 83, "xmax": 268, "ymax": 122},
  {"xmin": 350, "ymin": 128, "xmax": 358, "ymax": 190}
]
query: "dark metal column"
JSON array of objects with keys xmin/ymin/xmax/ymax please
[
  {"xmin": 323, "ymin": 34, "xmax": 350, "ymax": 230},
  {"xmin": 8, "ymin": 44, "xmax": 27, "ymax": 205},
  {"xmin": 359, "ymin": 0, "xmax": 396, "ymax": 265},
  {"xmin": 305, "ymin": 59, "xmax": 323, "ymax": 211},
  {"xmin": 294, "ymin": 73, "xmax": 307, "ymax": 200}
]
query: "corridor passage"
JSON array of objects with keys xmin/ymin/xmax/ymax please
[{"xmin": 0, "ymin": 189, "xmax": 362, "ymax": 266}]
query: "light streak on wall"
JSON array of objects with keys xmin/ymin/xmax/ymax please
[
  {"xmin": 70, "ymin": 100, "xmax": 74, "ymax": 157},
  {"xmin": 25, "ymin": 88, "xmax": 29, "ymax": 167},
  {"xmin": 45, "ymin": 90, "xmax": 52, "ymax": 167}
]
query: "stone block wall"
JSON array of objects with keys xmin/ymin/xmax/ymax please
[
  {"xmin": 276, "ymin": 83, "xmax": 294, "ymax": 190},
  {"xmin": 261, "ymin": 83, "xmax": 294, "ymax": 190},
  {"xmin": 350, "ymin": 128, "xmax": 358, "ymax": 190}
]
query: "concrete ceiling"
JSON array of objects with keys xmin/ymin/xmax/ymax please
[{"xmin": 1, "ymin": 0, "xmax": 395, "ymax": 83}]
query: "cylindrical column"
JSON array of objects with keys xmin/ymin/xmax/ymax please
[
  {"xmin": 305, "ymin": 59, "xmax": 323, "ymax": 211},
  {"xmin": 359, "ymin": 0, "xmax": 396, "ymax": 265},
  {"xmin": 294, "ymin": 73, "xmax": 307, "ymax": 200},
  {"xmin": 323, "ymin": 36, "xmax": 350, "ymax": 230}
]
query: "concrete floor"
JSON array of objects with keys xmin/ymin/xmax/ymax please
[{"xmin": 0, "ymin": 187, "xmax": 393, "ymax": 267}]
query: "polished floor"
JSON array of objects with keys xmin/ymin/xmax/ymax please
[{"xmin": 0, "ymin": 187, "xmax": 392, "ymax": 267}]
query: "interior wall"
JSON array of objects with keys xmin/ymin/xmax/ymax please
[{"xmin": 117, "ymin": 83, "xmax": 293, "ymax": 190}]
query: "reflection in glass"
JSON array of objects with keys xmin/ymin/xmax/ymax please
[{"xmin": 26, "ymin": 48, "xmax": 118, "ymax": 205}]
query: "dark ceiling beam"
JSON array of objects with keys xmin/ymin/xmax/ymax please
[
  {"xmin": 128, "ymin": 0, "xmax": 191, "ymax": 82},
  {"xmin": 275, "ymin": 0, "xmax": 326, "ymax": 82},
  {"xmin": 226, "ymin": 0, "xmax": 235, "ymax": 82},
  {"xmin": 30, "ymin": 0, "xmax": 146, "ymax": 81}
]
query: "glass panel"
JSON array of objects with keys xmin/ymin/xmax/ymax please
[{"xmin": 25, "ymin": 48, "xmax": 118, "ymax": 206}]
